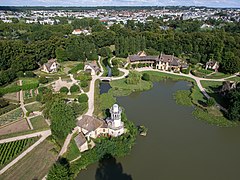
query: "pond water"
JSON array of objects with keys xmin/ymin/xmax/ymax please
[
  {"xmin": 99, "ymin": 82, "xmax": 111, "ymax": 94},
  {"xmin": 76, "ymin": 80, "xmax": 240, "ymax": 180}
]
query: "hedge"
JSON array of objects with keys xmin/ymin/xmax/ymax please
[{"xmin": 0, "ymin": 82, "xmax": 39, "ymax": 95}]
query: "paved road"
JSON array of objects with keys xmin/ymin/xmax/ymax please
[{"xmin": 0, "ymin": 130, "xmax": 51, "ymax": 175}]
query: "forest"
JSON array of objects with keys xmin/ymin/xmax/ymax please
[{"xmin": 0, "ymin": 17, "xmax": 240, "ymax": 87}]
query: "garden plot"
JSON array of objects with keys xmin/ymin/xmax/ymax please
[
  {"xmin": 25, "ymin": 102, "xmax": 42, "ymax": 112},
  {"xmin": 0, "ymin": 108, "xmax": 23, "ymax": 126},
  {"xmin": 0, "ymin": 119, "xmax": 29, "ymax": 136},
  {"xmin": 0, "ymin": 137, "xmax": 38, "ymax": 169},
  {"xmin": 30, "ymin": 116, "xmax": 49, "ymax": 129}
]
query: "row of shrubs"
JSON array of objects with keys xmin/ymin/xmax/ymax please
[
  {"xmin": 0, "ymin": 104, "xmax": 20, "ymax": 116},
  {"xmin": 59, "ymin": 84, "xmax": 80, "ymax": 94},
  {"xmin": 0, "ymin": 83, "xmax": 39, "ymax": 95}
]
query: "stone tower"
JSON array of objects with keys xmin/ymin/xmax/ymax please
[{"xmin": 110, "ymin": 104, "xmax": 122, "ymax": 128}]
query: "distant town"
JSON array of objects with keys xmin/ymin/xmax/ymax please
[{"xmin": 0, "ymin": 6, "xmax": 240, "ymax": 25}]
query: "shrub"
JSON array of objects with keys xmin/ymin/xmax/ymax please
[
  {"xmin": 70, "ymin": 84, "xmax": 80, "ymax": 93},
  {"xmin": 25, "ymin": 71, "xmax": 35, "ymax": 77},
  {"xmin": 80, "ymin": 81, "xmax": 88, "ymax": 88},
  {"xmin": 39, "ymin": 76, "xmax": 48, "ymax": 84},
  {"xmin": 60, "ymin": 87, "xmax": 69, "ymax": 94},
  {"xmin": 142, "ymin": 73, "xmax": 150, "ymax": 81},
  {"xmin": 207, "ymin": 97, "xmax": 216, "ymax": 107},
  {"xmin": 17, "ymin": 71, "xmax": 24, "ymax": 77},
  {"xmin": 111, "ymin": 67, "xmax": 120, "ymax": 76},
  {"xmin": 78, "ymin": 94, "xmax": 88, "ymax": 103},
  {"xmin": 0, "ymin": 98, "xmax": 9, "ymax": 108}
]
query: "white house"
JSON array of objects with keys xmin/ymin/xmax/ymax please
[
  {"xmin": 42, "ymin": 59, "xmax": 58, "ymax": 73},
  {"xmin": 84, "ymin": 61, "xmax": 101, "ymax": 75},
  {"xmin": 205, "ymin": 60, "xmax": 219, "ymax": 72},
  {"xmin": 75, "ymin": 104, "xmax": 125, "ymax": 152}
]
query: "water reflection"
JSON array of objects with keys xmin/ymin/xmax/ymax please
[{"xmin": 95, "ymin": 154, "xmax": 132, "ymax": 180}]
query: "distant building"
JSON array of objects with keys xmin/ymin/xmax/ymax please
[
  {"xmin": 205, "ymin": 60, "xmax": 219, "ymax": 72},
  {"xmin": 75, "ymin": 104, "xmax": 125, "ymax": 152},
  {"xmin": 72, "ymin": 29, "xmax": 91, "ymax": 35},
  {"xmin": 128, "ymin": 51, "xmax": 186, "ymax": 72},
  {"xmin": 41, "ymin": 59, "xmax": 59, "ymax": 73}
]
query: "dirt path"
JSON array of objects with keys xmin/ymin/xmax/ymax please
[{"xmin": 19, "ymin": 80, "xmax": 33, "ymax": 130}]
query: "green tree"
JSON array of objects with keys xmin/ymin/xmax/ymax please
[
  {"xmin": 55, "ymin": 47, "xmax": 68, "ymax": 62},
  {"xmin": 60, "ymin": 87, "xmax": 69, "ymax": 94},
  {"xmin": 50, "ymin": 100, "xmax": 76, "ymax": 141},
  {"xmin": 47, "ymin": 158, "xmax": 72, "ymax": 180},
  {"xmin": 70, "ymin": 84, "xmax": 80, "ymax": 93},
  {"xmin": 228, "ymin": 90, "xmax": 240, "ymax": 121},
  {"xmin": 207, "ymin": 97, "xmax": 216, "ymax": 107},
  {"xmin": 142, "ymin": 73, "xmax": 150, "ymax": 81},
  {"xmin": 78, "ymin": 94, "xmax": 88, "ymax": 103},
  {"xmin": 111, "ymin": 67, "xmax": 120, "ymax": 77},
  {"xmin": 39, "ymin": 76, "xmax": 48, "ymax": 84}
]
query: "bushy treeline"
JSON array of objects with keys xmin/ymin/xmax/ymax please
[{"xmin": 1, "ymin": 18, "xmax": 240, "ymax": 86}]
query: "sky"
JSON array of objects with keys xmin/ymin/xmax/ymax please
[{"xmin": 1, "ymin": 0, "xmax": 240, "ymax": 8}]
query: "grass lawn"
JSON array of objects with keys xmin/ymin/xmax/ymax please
[
  {"xmin": 0, "ymin": 108, "xmax": 23, "ymax": 126},
  {"xmin": 1, "ymin": 139, "xmax": 58, "ymax": 180},
  {"xmin": 200, "ymin": 80, "xmax": 228, "ymax": 108},
  {"xmin": 109, "ymin": 78, "xmax": 152, "ymax": 97},
  {"xmin": 21, "ymin": 78, "xmax": 39, "ymax": 86},
  {"xmin": 191, "ymin": 69, "xmax": 213, "ymax": 78},
  {"xmin": 193, "ymin": 107, "xmax": 238, "ymax": 127},
  {"xmin": 143, "ymin": 71, "xmax": 194, "ymax": 82},
  {"xmin": 200, "ymin": 81, "xmax": 223, "ymax": 93},
  {"xmin": 206, "ymin": 72, "xmax": 230, "ymax": 79},
  {"xmin": 227, "ymin": 76, "xmax": 240, "ymax": 82},
  {"xmin": 174, "ymin": 90, "xmax": 192, "ymax": 106},
  {"xmin": 63, "ymin": 133, "xmax": 81, "ymax": 161},
  {"xmin": 25, "ymin": 102, "xmax": 42, "ymax": 112},
  {"xmin": 30, "ymin": 115, "xmax": 49, "ymax": 129}
]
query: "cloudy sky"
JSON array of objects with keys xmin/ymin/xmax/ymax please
[{"xmin": 1, "ymin": 0, "xmax": 240, "ymax": 7}]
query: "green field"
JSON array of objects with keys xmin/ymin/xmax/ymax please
[
  {"xmin": 0, "ymin": 108, "xmax": 23, "ymax": 126},
  {"xmin": 109, "ymin": 78, "xmax": 152, "ymax": 97},
  {"xmin": 30, "ymin": 115, "xmax": 49, "ymax": 129},
  {"xmin": 1, "ymin": 139, "xmax": 58, "ymax": 180},
  {"xmin": 0, "ymin": 137, "xmax": 38, "ymax": 169}
]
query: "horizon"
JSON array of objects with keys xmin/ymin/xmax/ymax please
[{"xmin": 1, "ymin": 0, "xmax": 240, "ymax": 8}]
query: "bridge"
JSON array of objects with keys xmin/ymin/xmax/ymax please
[{"xmin": 98, "ymin": 77, "xmax": 112, "ymax": 81}]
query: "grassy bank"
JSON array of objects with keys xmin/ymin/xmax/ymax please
[
  {"xmin": 109, "ymin": 78, "xmax": 152, "ymax": 97},
  {"xmin": 141, "ymin": 70, "xmax": 237, "ymax": 127},
  {"xmin": 174, "ymin": 90, "xmax": 192, "ymax": 106}
]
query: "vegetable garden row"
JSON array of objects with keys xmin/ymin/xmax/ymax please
[{"xmin": 0, "ymin": 137, "xmax": 38, "ymax": 168}]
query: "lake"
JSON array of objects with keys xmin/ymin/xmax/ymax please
[{"xmin": 77, "ymin": 80, "xmax": 240, "ymax": 180}]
